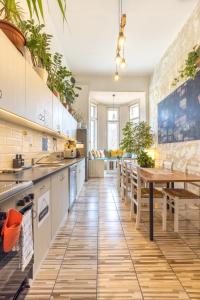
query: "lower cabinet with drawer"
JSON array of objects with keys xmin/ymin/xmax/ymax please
[
  {"xmin": 51, "ymin": 169, "xmax": 69, "ymax": 239},
  {"xmin": 33, "ymin": 177, "xmax": 51, "ymax": 277}
]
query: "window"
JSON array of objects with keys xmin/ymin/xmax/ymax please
[
  {"xmin": 90, "ymin": 104, "xmax": 97, "ymax": 149},
  {"xmin": 107, "ymin": 108, "xmax": 119, "ymax": 150},
  {"xmin": 130, "ymin": 103, "xmax": 140, "ymax": 123}
]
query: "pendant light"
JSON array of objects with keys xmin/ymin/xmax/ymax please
[
  {"xmin": 113, "ymin": 0, "xmax": 127, "ymax": 80},
  {"xmin": 112, "ymin": 94, "xmax": 116, "ymax": 119},
  {"xmin": 114, "ymin": 66, "xmax": 119, "ymax": 81}
]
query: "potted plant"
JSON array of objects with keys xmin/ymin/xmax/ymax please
[
  {"xmin": 120, "ymin": 121, "xmax": 155, "ymax": 168},
  {"xmin": 19, "ymin": 19, "xmax": 52, "ymax": 83},
  {"xmin": 48, "ymin": 52, "xmax": 81, "ymax": 106},
  {"xmin": 0, "ymin": 0, "xmax": 25, "ymax": 54},
  {"xmin": 172, "ymin": 45, "xmax": 200, "ymax": 86},
  {"xmin": 0, "ymin": 0, "xmax": 66, "ymax": 54}
]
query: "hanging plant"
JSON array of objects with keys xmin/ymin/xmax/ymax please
[
  {"xmin": 0, "ymin": 0, "xmax": 66, "ymax": 54},
  {"xmin": 172, "ymin": 45, "xmax": 200, "ymax": 86}
]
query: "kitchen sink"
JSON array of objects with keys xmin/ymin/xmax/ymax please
[{"xmin": 35, "ymin": 164, "xmax": 64, "ymax": 168}]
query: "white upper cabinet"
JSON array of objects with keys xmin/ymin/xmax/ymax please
[
  {"xmin": 62, "ymin": 106, "xmax": 77, "ymax": 139},
  {"xmin": 0, "ymin": 31, "xmax": 26, "ymax": 117},
  {"xmin": 0, "ymin": 30, "xmax": 77, "ymax": 137},
  {"xmin": 52, "ymin": 95, "xmax": 63, "ymax": 133},
  {"xmin": 25, "ymin": 62, "xmax": 53, "ymax": 128}
]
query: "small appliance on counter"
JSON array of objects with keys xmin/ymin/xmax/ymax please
[{"xmin": 64, "ymin": 139, "xmax": 77, "ymax": 159}]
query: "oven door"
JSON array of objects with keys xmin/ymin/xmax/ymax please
[{"xmin": 0, "ymin": 205, "xmax": 33, "ymax": 300}]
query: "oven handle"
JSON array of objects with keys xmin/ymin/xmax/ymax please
[{"xmin": 19, "ymin": 203, "xmax": 33, "ymax": 215}]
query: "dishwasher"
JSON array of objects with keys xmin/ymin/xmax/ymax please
[{"xmin": 69, "ymin": 164, "xmax": 77, "ymax": 210}]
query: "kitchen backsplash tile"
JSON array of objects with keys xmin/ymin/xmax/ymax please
[{"xmin": 0, "ymin": 119, "xmax": 65, "ymax": 169}]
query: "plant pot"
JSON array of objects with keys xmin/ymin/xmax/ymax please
[
  {"xmin": 34, "ymin": 67, "xmax": 48, "ymax": 83},
  {"xmin": 0, "ymin": 20, "xmax": 26, "ymax": 55},
  {"xmin": 196, "ymin": 57, "xmax": 200, "ymax": 68},
  {"xmin": 53, "ymin": 90, "xmax": 59, "ymax": 98}
]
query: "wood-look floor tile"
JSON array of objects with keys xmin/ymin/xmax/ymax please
[{"xmin": 24, "ymin": 176, "xmax": 200, "ymax": 300}]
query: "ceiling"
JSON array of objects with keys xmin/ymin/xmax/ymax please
[
  {"xmin": 50, "ymin": 0, "xmax": 198, "ymax": 76},
  {"xmin": 90, "ymin": 91, "xmax": 145, "ymax": 105}
]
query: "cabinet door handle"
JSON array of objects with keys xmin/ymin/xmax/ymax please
[{"xmin": 0, "ymin": 90, "xmax": 2, "ymax": 99}]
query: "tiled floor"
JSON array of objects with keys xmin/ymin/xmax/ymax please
[{"xmin": 21, "ymin": 176, "xmax": 200, "ymax": 300}]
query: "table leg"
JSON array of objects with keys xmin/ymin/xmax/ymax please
[{"xmin": 149, "ymin": 182, "xmax": 154, "ymax": 241}]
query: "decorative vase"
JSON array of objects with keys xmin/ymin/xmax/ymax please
[
  {"xmin": 34, "ymin": 67, "xmax": 48, "ymax": 83},
  {"xmin": 0, "ymin": 20, "xmax": 26, "ymax": 55}
]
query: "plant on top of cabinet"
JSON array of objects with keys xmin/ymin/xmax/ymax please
[
  {"xmin": 20, "ymin": 19, "xmax": 52, "ymax": 83},
  {"xmin": 0, "ymin": 0, "xmax": 26, "ymax": 54},
  {"xmin": 172, "ymin": 45, "xmax": 200, "ymax": 86},
  {"xmin": 48, "ymin": 52, "xmax": 81, "ymax": 107},
  {"xmin": 0, "ymin": 0, "xmax": 66, "ymax": 54}
]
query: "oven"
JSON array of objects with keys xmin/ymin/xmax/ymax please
[{"xmin": 0, "ymin": 181, "xmax": 34, "ymax": 300}]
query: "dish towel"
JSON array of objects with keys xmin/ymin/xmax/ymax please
[{"xmin": 20, "ymin": 209, "xmax": 34, "ymax": 271}]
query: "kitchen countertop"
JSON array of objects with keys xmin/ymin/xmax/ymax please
[{"xmin": 0, "ymin": 158, "xmax": 85, "ymax": 184}]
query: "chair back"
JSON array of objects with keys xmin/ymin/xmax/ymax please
[
  {"xmin": 130, "ymin": 165, "xmax": 141, "ymax": 201},
  {"xmin": 162, "ymin": 160, "xmax": 173, "ymax": 170}
]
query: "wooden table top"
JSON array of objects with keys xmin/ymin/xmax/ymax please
[{"xmin": 140, "ymin": 168, "xmax": 200, "ymax": 183}]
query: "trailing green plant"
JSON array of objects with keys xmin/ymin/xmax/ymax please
[
  {"xmin": 48, "ymin": 52, "xmax": 81, "ymax": 105},
  {"xmin": 137, "ymin": 150, "xmax": 155, "ymax": 168},
  {"xmin": 19, "ymin": 19, "xmax": 52, "ymax": 69},
  {"xmin": 0, "ymin": 0, "xmax": 66, "ymax": 25},
  {"xmin": 172, "ymin": 45, "xmax": 200, "ymax": 86}
]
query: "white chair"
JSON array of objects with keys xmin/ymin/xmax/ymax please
[
  {"xmin": 162, "ymin": 164, "xmax": 200, "ymax": 232},
  {"xmin": 130, "ymin": 165, "xmax": 165, "ymax": 229},
  {"xmin": 120, "ymin": 161, "xmax": 131, "ymax": 202}
]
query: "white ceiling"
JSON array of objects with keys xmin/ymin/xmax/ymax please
[
  {"xmin": 90, "ymin": 91, "xmax": 145, "ymax": 105},
  {"xmin": 50, "ymin": 0, "xmax": 198, "ymax": 76}
]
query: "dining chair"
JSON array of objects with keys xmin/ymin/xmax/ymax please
[
  {"xmin": 162, "ymin": 163, "xmax": 200, "ymax": 232},
  {"xmin": 120, "ymin": 161, "xmax": 131, "ymax": 202},
  {"xmin": 130, "ymin": 165, "xmax": 165, "ymax": 229}
]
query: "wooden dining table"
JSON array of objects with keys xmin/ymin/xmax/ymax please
[{"xmin": 139, "ymin": 167, "xmax": 200, "ymax": 241}]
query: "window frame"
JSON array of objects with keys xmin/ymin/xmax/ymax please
[
  {"xmin": 129, "ymin": 103, "xmax": 140, "ymax": 124},
  {"xmin": 90, "ymin": 103, "xmax": 98, "ymax": 150},
  {"xmin": 107, "ymin": 107, "xmax": 119, "ymax": 150}
]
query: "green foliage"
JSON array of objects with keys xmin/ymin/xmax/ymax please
[
  {"xmin": 48, "ymin": 53, "xmax": 81, "ymax": 105},
  {"xmin": 0, "ymin": 0, "xmax": 66, "ymax": 24},
  {"xmin": 137, "ymin": 150, "xmax": 155, "ymax": 168},
  {"xmin": 132, "ymin": 121, "xmax": 153, "ymax": 153},
  {"xmin": 26, "ymin": 0, "xmax": 66, "ymax": 22},
  {"xmin": 120, "ymin": 121, "xmax": 154, "ymax": 168},
  {"xmin": 172, "ymin": 45, "xmax": 200, "ymax": 86},
  {"xmin": 20, "ymin": 19, "xmax": 52, "ymax": 69},
  {"xmin": 0, "ymin": 0, "xmax": 23, "ymax": 24},
  {"xmin": 120, "ymin": 122, "xmax": 135, "ymax": 153}
]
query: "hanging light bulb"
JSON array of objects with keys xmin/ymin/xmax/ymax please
[
  {"xmin": 118, "ymin": 31, "xmax": 126, "ymax": 48},
  {"xmin": 120, "ymin": 58, "xmax": 126, "ymax": 69},
  {"xmin": 115, "ymin": 51, "xmax": 122, "ymax": 65},
  {"xmin": 114, "ymin": 71, "xmax": 119, "ymax": 81}
]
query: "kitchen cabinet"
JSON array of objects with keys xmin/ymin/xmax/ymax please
[
  {"xmin": 62, "ymin": 106, "xmax": 77, "ymax": 139},
  {"xmin": 52, "ymin": 95, "xmax": 63, "ymax": 133},
  {"xmin": 0, "ymin": 30, "xmax": 77, "ymax": 136},
  {"xmin": 25, "ymin": 62, "xmax": 53, "ymax": 128},
  {"xmin": 0, "ymin": 31, "xmax": 26, "ymax": 117},
  {"xmin": 51, "ymin": 168, "xmax": 69, "ymax": 238},
  {"xmin": 33, "ymin": 177, "xmax": 51, "ymax": 276},
  {"xmin": 77, "ymin": 159, "xmax": 85, "ymax": 196}
]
